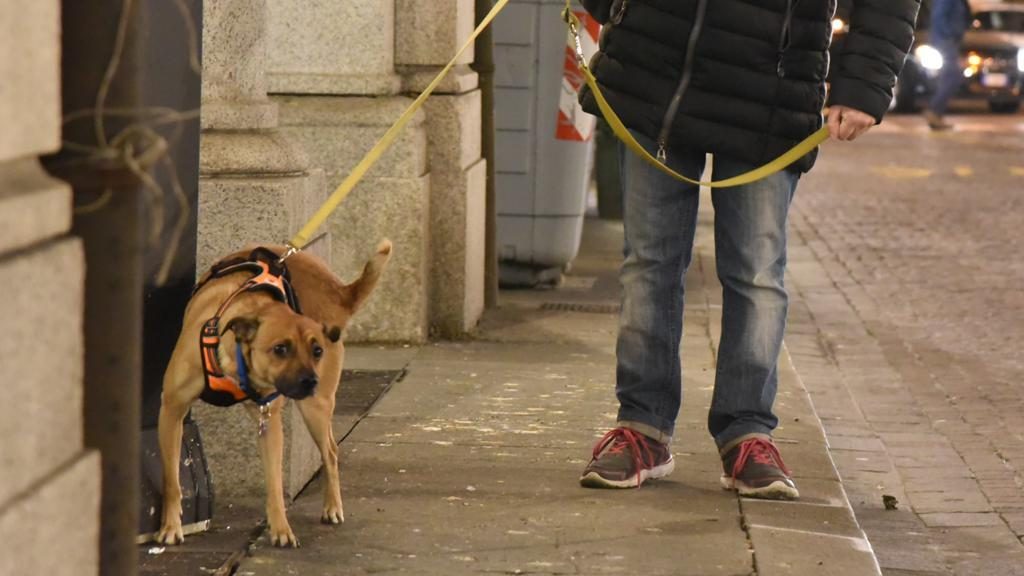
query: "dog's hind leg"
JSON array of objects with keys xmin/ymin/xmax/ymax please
[
  {"xmin": 297, "ymin": 394, "xmax": 344, "ymax": 524},
  {"xmin": 156, "ymin": 384, "xmax": 194, "ymax": 545},
  {"xmin": 249, "ymin": 399, "xmax": 300, "ymax": 547}
]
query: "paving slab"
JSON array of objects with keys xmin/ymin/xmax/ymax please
[{"xmin": 747, "ymin": 525, "xmax": 878, "ymax": 576}]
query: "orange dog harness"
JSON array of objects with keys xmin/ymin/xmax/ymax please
[{"xmin": 194, "ymin": 248, "xmax": 300, "ymax": 407}]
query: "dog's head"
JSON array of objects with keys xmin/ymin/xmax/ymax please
[{"xmin": 225, "ymin": 302, "xmax": 341, "ymax": 400}]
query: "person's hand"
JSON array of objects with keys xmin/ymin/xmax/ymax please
[{"xmin": 827, "ymin": 105, "xmax": 875, "ymax": 141}]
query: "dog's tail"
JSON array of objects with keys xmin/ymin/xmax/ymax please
[{"xmin": 343, "ymin": 239, "xmax": 393, "ymax": 314}]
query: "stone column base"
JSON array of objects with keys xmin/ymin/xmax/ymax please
[
  {"xmin": 422, "ymin": 89, "xmax": 486, "ymax": 337},
  {"xmin": 197, "ymin": 131, "xmax": 319, "ymax": 270},
  {"xmin": 275, "ymin": 95, "xmax": 432, "ymax": 343}
]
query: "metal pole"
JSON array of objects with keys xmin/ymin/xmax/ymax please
[
  {"xmin": 72, "ymin": 170, "xmax": 145, "ymax": 576},
  {"xmin": 474, "ymin": 0, "xmax": 499, "ymax": 308}
]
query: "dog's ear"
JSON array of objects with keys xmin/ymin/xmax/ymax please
[
  {"xmin": 225, "ymin": 316, "xmax": 260, "ymax": 343},
  {"xmin": 323, "ymin": 324, "xmax": 342, "ymax": 343}
]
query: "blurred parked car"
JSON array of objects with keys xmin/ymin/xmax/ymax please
[{"xmin": 831, "ymin": 0, "xmax": 1024, "ymax": 113}]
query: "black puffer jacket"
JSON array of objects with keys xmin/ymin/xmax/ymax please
[{"xmin": 580, "ymin": 0, "xmax": 920, "ymax": 172}]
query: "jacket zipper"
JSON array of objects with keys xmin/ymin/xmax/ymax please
[
  {"xmin": 656, "ymin": 0, "xmax": 709, "ymax": 163},
  {"xmin": 610, "ymin": 0, "xmax": 629, "ymax": 25},
  {"xmin": 654, "ymin": 0, "xmax": 799, "ymax": 163},
  {"xmin": 759, "ymin": 0, "xmax": 797, "ymax": 168},
  {"xmin": 777, "ymin": 0, "xmax": 796, "ymax": 78}
]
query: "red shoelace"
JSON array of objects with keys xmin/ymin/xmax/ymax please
[
  {"xmin": 731, "ymin": 437, "xmax": 791, "ymax": 479},
  {"xmin": 592, "ymin": 427, "xmax": 658, "ymax": 486}
]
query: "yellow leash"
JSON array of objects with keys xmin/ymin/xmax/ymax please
[
  {"xmin": 284, "ymin": 0, "xmax": 829, "ymax": 255},
  {"xmin": 562, "ymin": 2, "xmax": 829, "ymax": 189}
]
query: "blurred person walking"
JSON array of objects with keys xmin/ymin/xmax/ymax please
[{"xmin": 924, "ymin": 0, "xmax": 973, "ymax": 130}]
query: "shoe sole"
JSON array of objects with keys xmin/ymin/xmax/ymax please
[
  {"xmin": 720, "ymin": 475, "xmax": 800, "ymax": 500},
  {"xmin": 579, "ymin": 457, "xmax": 675, "ymax": 489}
]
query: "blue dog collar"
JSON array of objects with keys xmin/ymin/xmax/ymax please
[{"xmin": 236, "ymin": 343, "xmax": 280, "ymax": 407}]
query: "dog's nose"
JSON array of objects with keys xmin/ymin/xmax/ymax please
[{"xmin": 301, "ymin": 375, "xmax": 318, "ymax": 392}]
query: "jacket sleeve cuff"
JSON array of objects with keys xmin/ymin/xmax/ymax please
[{"xmin": 828, "ymin": 77, "xmax": 891, "ymax": 124}]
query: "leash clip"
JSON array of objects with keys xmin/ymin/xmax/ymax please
[
  {"xmin": 563, "ymin": 8, "xmax": 587, "ymax": 66},
  {"xmin": 276, "ymin": 243, "xmax": 300, "ymax": 265},
  {"xmin": 277, "ymin": 231, "xmax": 328, "ymax": 265}
]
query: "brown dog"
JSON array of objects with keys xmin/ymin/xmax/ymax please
[{"xmin": 156, "ymin": 240, "xmax": 392, "ymax": 547}]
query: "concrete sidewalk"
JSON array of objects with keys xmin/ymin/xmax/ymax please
[{"xmin": 236, "ymin": 202, "xmax": 879, "ymax": 575}]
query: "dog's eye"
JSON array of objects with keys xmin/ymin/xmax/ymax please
[
  {"xmin": 273, "ymin": 343, "xmax": 290, "ymax": 357},
  {"xmin": 312, "ymin": 345, "xmax": 323, "ymax": 359}
]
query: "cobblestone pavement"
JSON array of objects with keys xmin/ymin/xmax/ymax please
[{"xmin": 786, "ymin": 111, "xmax": 1024, "ymax": 575}]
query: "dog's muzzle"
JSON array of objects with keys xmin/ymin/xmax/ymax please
[{"xmin": 280, "ymin": 374, "xmax": 318, "ymax": 399}]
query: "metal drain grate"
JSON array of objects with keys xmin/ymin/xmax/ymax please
[
  {"xmin": 335, "ymin": 369, "xmax": 405, "ymax": 416},
  {"xmin": 540, "ymin": 302, "xmax": 621, "ymax": 314}
]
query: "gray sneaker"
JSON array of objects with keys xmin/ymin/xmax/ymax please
[
  {"xmin": 720, "ymin": 437, "xmax": 799, "ymax": 500},
  {"xmin": 580, "ymin": 427, "xmax": 674, "ymax": 488}
]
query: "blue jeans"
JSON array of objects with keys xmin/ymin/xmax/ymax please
[{"xmin": 614, "ymin": 133, "xmax": 799, "ymax": 450}]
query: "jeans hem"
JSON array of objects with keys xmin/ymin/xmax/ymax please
[
  {"xmin": 715, "ymin": 427, "xmax": 774, "ymax": 454},
  {"xmin": 616, "ymin": 414, "xmax": 673, "ymax": 444}
]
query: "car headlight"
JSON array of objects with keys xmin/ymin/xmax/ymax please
[
  {"xmin": 1018, "ymin": 48, "xmax": 1024, "ymax": 73},
  {"xmin": 915, "ymin": 45, "xmax": 944, "ymax": 71}
]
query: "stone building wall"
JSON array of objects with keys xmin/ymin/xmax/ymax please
[
  {"xmin": 0, "ymin": 0, "xmax": 101, "ymax": 574},
  {"xmin": 267, "ymin": 0, "xmax": 486, "ymax": 341},
  {"xmin": 195, "ymin": 0, "xmax": 489, "ymax": 505}
]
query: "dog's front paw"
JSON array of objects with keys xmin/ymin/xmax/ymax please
[
  {"xmin": 269, "ymin": 523, "xmax": 300, "ymax": 548},
  {"xmin": 321, "ymin": 501, "xmax": 345, "ymax": 525},
  {"xmin": 156, "ymin": 521, "xmax": 185, "ymax": 546}
]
